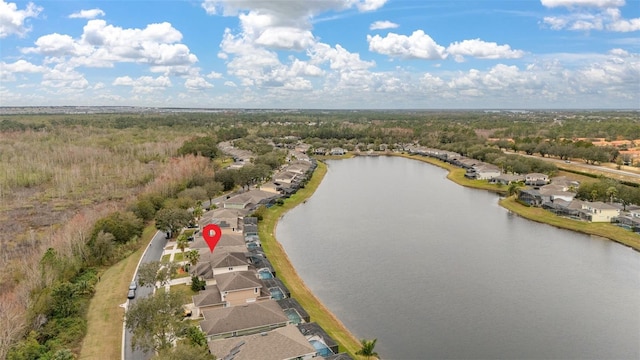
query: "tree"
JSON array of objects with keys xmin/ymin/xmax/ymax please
[
  {"xmin": 507, "ymin": 183, "xmax": 521, "ymax": 197},
  {"xmin": 184, "ymin": 326, "xmax": 208, "ymax": 347},
  {"xmin": 185, "ymin": 250, "xmax": 200, "ymax": 268},
  {"xmin": 176, "ymin": 234, "xmax": 189, "ymax": 255},
  {"xmin": 89, "ymin": 231, "xmax": 116, "ymax": 266},
  {"xmin": 355, "ymin": 338, "xmax": 379, "ymax": 359},
  {"xmin": 155, "ymin": 208, "xmax": 193, "ymax": 238},
  {"xmin": 92, "ymin": 211, "xmax": 143, "ymax": 244},
  {"xmin": 137, "ymin": 261, "xmax": 178, "ymax": 290},
  {"xmin": 190, "ymin": 276, "xmax": 206, "ymax": 292},
  {"xmin": 606, "ymin": 186, "xmax": 618, "ymax": 203},
  {"xmin": 177, "ymin": 136, "xmax": 220, "ymax": 159},
  {"xmin": 125, "ymin": 292, "xmax": 187, "ymax": 353},
  {"xmin": 153, "ymin": 343, "xmax": 215, "ymax": 360},
  {"xmin": 204, "ymin": 181, "xmax": 224, "ymax": 205}
]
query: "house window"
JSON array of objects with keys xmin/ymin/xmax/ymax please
[
  {"xmin": 228, "ymin": 267, "xmax": 233, "ymax": 271},
  {"xmin": 254, "ymin": 288, "xmax": 258, "ymax": 294}
]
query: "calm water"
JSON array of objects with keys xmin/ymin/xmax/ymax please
[{"xmin": 276, "ymin": 156, "xmax": 640, "ymax": 360}]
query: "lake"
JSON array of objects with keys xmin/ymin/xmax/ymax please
[{"xmin": 276, "ymin": 156, "xmax": 640, "ymax": 360}]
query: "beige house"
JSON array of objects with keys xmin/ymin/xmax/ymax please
[
  {"xmin": 200, "ymin": 299, "xmax": 290, "ymax": 339},
  {"xmin": 579, "ymin": 201, "xmax": 620, "ymax": 222},
  {"xmin": 208, "ymin": 324, "xmax": 317, "ymax": 360},
  {"xmin": 216, "ymin": 270, "xmax": 270, "ymax": 306}
]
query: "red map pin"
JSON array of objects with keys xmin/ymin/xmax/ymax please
[{"xmin": 202, "ymin": 224, "xmax": 222, "ymax": 253}]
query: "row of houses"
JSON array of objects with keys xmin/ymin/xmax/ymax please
[
  {"xmin": 408, "ymin": 146, "xmax": 640, "ymax": 230},
  {"xmin": 183, "ymin": 154, "xmax": 350, "ymax": 359}
]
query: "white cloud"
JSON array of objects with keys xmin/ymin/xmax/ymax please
[
  {"xmin": 0, "ymin": 59, "xmax": 45, "ymax": 81},
  {"xmin": 541, "ymin": 0, "xmax": 638, "ymax": 32},
  {"xmin": 367, "ymin": 30, "xmax": 447, "ymax": 60},
  {"xmin": 22, "ymin": 20, "xmax": 198, "ymax": 69},
  {"xmin": 69, "ymin": 8, "xmax": 105, "ymax": 19},
  {"xmin": 113, "ymin": 75, "xmax": 172, "ymax": 93},
  {"xmin": 184, "ymin": 77, "xmax": 213, "ymax": 90},
  {"xmin": 447, "ymin": 39, "xmax": 525, "ymax": 62},
  {"xmin": 356, "ymin": 0, "xmax": 388, "ymax": 12},
  {"xmin": 370, "ymin": 20, "xmax": 398, "ymax": 30},
  {"xmin": 0, "ymin": 0, "xmax": 42, "ymax": 38},
  {"xmin": 206, "ymin": 71, "xmax": 223, "ymax": 79},
  {"xmin": 42, "ymin": 64, "xmax": 89, "ymax": 89},
  {"xmin": 540, "ymin": 0, "xmax": 625, "ymax": 8}
]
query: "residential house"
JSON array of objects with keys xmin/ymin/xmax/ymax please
[
  {"xmin": 273, "ymin": 170, "xmax": 299, "ymax": 184},
  {"xmin": 472, "ymin": 164, "xmax": 501, "ymax": 180},
  {"xmin": 216, "ymin": 270, "xmax": 270, "ymax": 306},
  {"xmin": 192, "ymin": 287, "xmax": 225, "ymax": 317},
  {"xmin": 192, "ymin": 251, "xmax": 250, "ymax": 279},
  {"xmin": 490, "ymin": 174, "xmax": 525, "ymax": 185},
  {"xmin": 207, "ymin": 324, "xmax": 317, "ymax": 360},
  {"xmin": 577, "ymin": 201, "xmax": 620, "ymax": 222},
  {"xmin": 313, "ymin": 147, "xmax": 327, "ymax": 155},
  {"xmin": 525, "ymin": 173, "xmax": 549, "ymax": 186},
  {"xmin": 223, "ymin": 190, "xmax": 278, "ymax": 210},
  {"xmin": 330, "ymin": 147, "xmax": 346, "ymax": 155},
  {"xmin": 199, "ymin": 299, "xmax": 290, "ymax": 339}
]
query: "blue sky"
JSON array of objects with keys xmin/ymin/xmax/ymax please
[{"xmin": 1, "ymin": 0, "xmax": 638, "ymax": 109}]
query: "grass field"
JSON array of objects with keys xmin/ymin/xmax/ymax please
[
  {"xmin": 258, "ymin": 161, "xmax": 370, "ymax": 360},
  {"xmin": 79, "ymin": 225, "xmax": 157, "ymax": 360}
]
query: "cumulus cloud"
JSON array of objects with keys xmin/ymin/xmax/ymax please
[
  {"xmin": 370, "ymin": 20, "xmax": 398, "ymax": 30},
  {"xmin": 69, "ymin": 8, "xmax": 105, "ymax": 19},
  {"xmin": 184, "ymin": 76, "xmax": 214, "ymax": 90},
  {"xmin": 447, "ymin": 39, "xmax": 525, "ymax": 62},
  {"xmin": 540, "ymin": 0, "xmax": 625, "ymax": 8},
  {"xmin": 367, "ymin": 30, "xmax": 447, "ymax": 60},
  {"xmin": 113, "ymin": 75, "xmax": 172, "ymax": 93},
  {"xmin": 541, "ymin": 0, "xmax": 639, "ymax": 32},
  {"xmin": 0, "ymin": 0, "xmax": 42, "ymax": 38},
  {"xmin": 0, "ymin": 59, "xmax": 45, "ymax": 81},
  {"xmin": 22, "ymin": 20, "xmax": 198, "ymax": 69}
]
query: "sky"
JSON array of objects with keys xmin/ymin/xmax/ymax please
[{"xmin": 0, "ymin": 0, "xmax": 639, "ymax": 109}]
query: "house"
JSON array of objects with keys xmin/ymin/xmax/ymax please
[
  {"xmin": 525, "ymin": 173, "xmax": 549, "ymax": 186},
  {"xmin": 273, "ymin": 170, "xmax": 299, "ymax": 184},
  {"xmin": 223, "ymin": 190, "xmax": 279, "ymax": 210},
  {"xmin": 215, "ymin": 270, "xmax": 270, "ymax": 306},
  {"xmin": 191, "ymin": 231, "xmax": 246, "ymax": 255},
  {"xmin": 490, "ymin": 174, "xmax": 525, "ymax": 185},
  {"xmin": 207, "ymin": 324, "xmax": 317, "ymax": 360},
  {"xmin": 518, "ymin": 188, "xmax": 542, "ymax": 206},
  {"xmin": 330, "ymin": 147, "xmax": 346, "ymax": 156},
  {"xmin": 313, "ymin": 147, "xmax": 326, "ymax": 155},
  {"xmin": 192, "ymin": 286, "xmax": 225, "ymax": 316},
  {"xmin": 199, "ymin": 299, "xmax": 290, "ymax": 339},
  {"xmin": 473, "ymin": 164, "xmax": 501, "ymax": 180},
  {"xmin": 577, "ymin": 201, "xmax": 620, "ymax": 222},
  {"xmin": 193, "ymin": 251, "xmax": 250, "ymax": 278},
  {"xmin": 198, "ymin": 208, "xmax": 247, "ymax": 230}
]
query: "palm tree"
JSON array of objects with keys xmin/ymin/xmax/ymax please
[
  {"xmin": 176, "ymin": 234, "xmax": 189, "ymax": 255},
  {"xmin": 185, "ymin": 249, "xmax": 200, "ymax": 270},
  {"xmin": 507, "ymin": 182, "xmax": 520, "ymax": 197},
  {"xmin": 355, "ymin": 338, "xmax": 379, "ymax": 359}
]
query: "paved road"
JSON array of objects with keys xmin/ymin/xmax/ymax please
[
  {"xmin": 504, "ymin": 151, "xmax": 640, "ymax": 182},
  {"xmin": 123, "ymin": 230, "xmax": 168, "ymax": 360}
]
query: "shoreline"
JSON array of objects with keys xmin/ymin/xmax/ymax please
[
  {"xmin": 261, "ymin": 153, "xmax": 638, "ymax": 360},
  {"xmin": 393, "ymin": 152, "xmax": 640, "ymax": 252},
  {"xmin": 258, "ymin": 161, "xmax": 367, "ymax": 359}
]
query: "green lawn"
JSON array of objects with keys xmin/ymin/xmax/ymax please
[{"xmin": 79, "ymin": 224, "xmax": 157, "ymax": 360}]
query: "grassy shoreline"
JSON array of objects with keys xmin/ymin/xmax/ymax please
[
  {"xmin": 258, "ymin": 161, "xmax": 367, "ymax": 359},
  {"xmin": 393, "ymin": 152, "xmax": 640, "ymax": 252}
]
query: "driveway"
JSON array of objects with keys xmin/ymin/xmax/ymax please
[{"xmin": 123, "ymin": 230, "xmax": 168, "ymax": 360}]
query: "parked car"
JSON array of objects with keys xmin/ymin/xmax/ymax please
[
  {"xmin": 127, "ymin": 289, "xmax": 136, "ymax": 299},
  {"xmin": 129, "ymin": 281, "xmax": 137, "ymax": 290}
]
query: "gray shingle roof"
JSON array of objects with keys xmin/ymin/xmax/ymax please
[
  {"xmin": 200, "ymin": 299, "xmax": 289, "ymax": 336},
  {"xmin": 215, "ymin": 271, "xmax": 263, "ymax": 292},
  {"xmin": 207, "ymin": 324, "xmax": 316, "ymax": 360}
]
